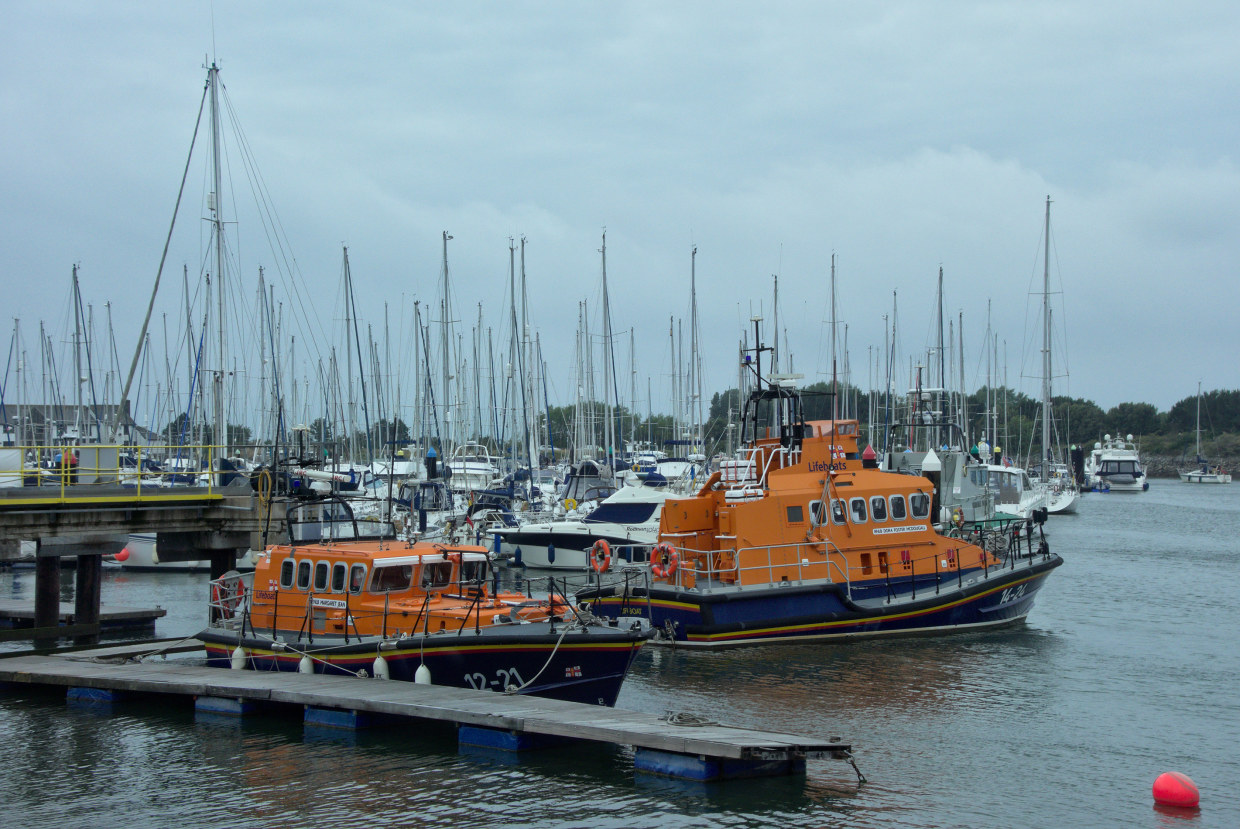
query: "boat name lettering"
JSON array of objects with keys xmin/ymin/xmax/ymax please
[
  {"xmin": 1000, "ymin": 584, "xmax": 1027, "ymax": 604},
  {"xmin": 253, "ymin": 590, "xmax": 277, "ymax": 601},
  {"xmin": 807, "ymin": 460, "xmax": 848, "ymax": 473},
  {"xmin": 311, "ymin": 597, "xmax": 348, "ymax": 609},
  {"xmin": 464, "ymin": 667, "xmax": 526, "ymax": 691},
  {"xmin": 871, "ymin": 525, "xmax": 927, "ymax": 535}
]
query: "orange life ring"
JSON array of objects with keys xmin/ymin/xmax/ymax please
[
  {"xmin": 211, "ymin": 576, "xmax": 244, "ymax": 619},
  {"xmin": 590, "ymin": 539, "xmax": 612, "ymax": 574},
  {"xmin": 650, "ymin": 543, "xmax": 679, "ymax": 579}
]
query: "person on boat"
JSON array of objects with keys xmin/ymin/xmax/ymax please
[
  {"xmin": 970, "ymin": 442, "xmax": 980, "ymax": 461},
  {"xmin": 978, "ymin": 436, "xmax": 991, "ymax": 463}
]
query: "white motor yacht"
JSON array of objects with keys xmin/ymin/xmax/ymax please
[{"xmin": 1085, "ymin": 434, "xmax": 1148, "ymax": 492}]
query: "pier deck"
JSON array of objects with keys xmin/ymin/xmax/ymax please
[
  {"xmin": 0, "ymin": 650, "xmax": 857, "ymax": 781},
  {"xmin": 0, "ymin": 599, "xmax": 165, "ymax": 630}
]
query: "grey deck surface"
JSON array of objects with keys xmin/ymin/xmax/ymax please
[
  {"xmin": 0, "ymin": 652, "xmax": 847, "ymax": 760},
  {"xmin": 0, "ymin": 599, "xmax": 166, "ymax": 622}
]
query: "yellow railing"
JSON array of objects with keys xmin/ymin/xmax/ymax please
[{"xmin": 0, "ymin": 443, "xmax": 242, "ymax": 500}]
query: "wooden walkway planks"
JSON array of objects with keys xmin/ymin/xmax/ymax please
[
  {"xmin": 0, "ymin": 599, "xmax": 166, "ymax": 625},
  {"xmin": 0, "ymin": 652, "xmax": 847, "ymax": 761}
]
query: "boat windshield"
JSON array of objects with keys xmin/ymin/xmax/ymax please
[
  {"xmin": 419, "ymin": 561, "xmax": 453, "ymax": 589},
  {"xmin": 370, "ymin": 564, "xmax": 414, "ymax": 592},
  {"xmin": 584, "ymin": 501, "xmax": 659, "ymax": 525}
]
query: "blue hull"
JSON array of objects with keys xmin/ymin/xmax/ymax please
[
  {"xmin": 581, "ymin": 556, "xmax": 1062, "ymax": 647},
  {"xmin": 199, "ymin": 625, "xmax": 646, "ymax": 706}
]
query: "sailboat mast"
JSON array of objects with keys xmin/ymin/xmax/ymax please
[
  {"xmin": 1041, "ymin": 195, "xmax": 1052, "ymax": 470},
  {"xmin": 209, "ymin": 61, "xmax": 226, "ymax": 455},
  {"xmin": 71, "ymin": 264, "xmax": 83, "ymax": 441},
  {"xmin": 440, "ymin": 231, "xmax": 453, "ymax": 453},
  {"xmin": 600, "ymin": 231, "xmax": 615, "ymax": 470},
  {"xmin": 830, "ymin": 254, "xmax": 837, "ymax": 420},
  {"xmin": 935, "ymin": 265, "xmax": 945, "ymax": 446},
  {"xmin": 1196, "ymin": 380, "xmax": 1202, "ymax": 458},
  {"xmin": 690, "ymin": 245, "xmax": 702, "ymax": 454},
  {"xmin": 519, "ymin": 237, "xmax": 533, "ymax": 473}
]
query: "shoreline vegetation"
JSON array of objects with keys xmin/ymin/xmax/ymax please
[
  {"xmin": 700, "ymin": 384, "xmax": 1240, "ymax": 480},
  {"xmin": 18, "ymin": 386, "xmax": 1234, "ymax": 482}
]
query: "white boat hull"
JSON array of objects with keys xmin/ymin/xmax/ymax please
[
  {"xmin": 1179, "ymin": 471, "xmax": 1231, "ymax": 484},
  {"xmin": 496, "ymin": 522, "xmax": 655, "ymax": 569},
  {"xmin": 1043, "ymin": 486, "xmax": 1079, "ymax": 514},
  {"xmin": 118, "ymin": 533, "xmax": 257, "ymax": 572}
]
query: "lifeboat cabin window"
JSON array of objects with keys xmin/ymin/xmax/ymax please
[
  {"xmin": 280, "ymin": 558, "xmax": 295, "ymax": 588},
  {"xmin": 890, "ymin": 495, "xmax": 907, "ymax": 520},
  {"xmin": 786, "ymin": 505, "xmax": 804, "ymax": 524},
  {"xmin": 296, "ymin": 560, "xmax": 312, "ymax": 590},
  {"xmin": 809, "ymin": 500, "xmax": 824, "ymax": 526},
  {"xmin": 870, "ymin": 496, "xmax": 888, "ymax": 521},
  {"xmin": 849, "ymin": 497, "xmax": 868, "ymax": 523},
  {"xmin": 313, "ymin": 561, "xmax": 329, "ymax": 592},
  {"xmin": 910, "ymin": 492, "xmax": 930, "ymax": 519},
  {"xmin": 421, "ymin": 560, "xmax": 454, "ymax": 589},
  {"xmin": 331, "ymin": 562, "xmax": 347, "ymax": 593},
  {"xmin": 831, "ymin": 499, "xmax": 847, "ymax": 525},
  {"xmin": 348, "ymin": 564, "xmax": 367, "ymax": 594},
  {"xmin": 369, "ymin": 564, "xmax": 413, "ymax": 593},
  {"xmin": 459, "ymin": 559, "xmax": 488, "ymax": 587}
]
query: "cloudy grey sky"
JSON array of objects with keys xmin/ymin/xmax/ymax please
[{"xmin": 3, "ymin": 1, "xmax": 1238, "ymax": 434}]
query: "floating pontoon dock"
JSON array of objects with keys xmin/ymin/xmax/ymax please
[{"xmin": 0, "ymin": 646, "xmax": 860, "ymax": 782}]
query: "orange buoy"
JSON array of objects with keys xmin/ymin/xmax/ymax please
[
  {"xmin": 113, "ymin": 547, "xmax": 130, "ymax": 563},
  {"xmin": 1152, "ymin": 772, "xmax": 1199, "ymax": 808}
]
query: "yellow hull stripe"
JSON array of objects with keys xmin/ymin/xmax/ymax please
[{"xmin": 210, "ymin": 639, "xmax": 642, "ymax": 660}]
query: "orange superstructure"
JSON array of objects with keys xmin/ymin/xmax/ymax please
[
  {"xmin": 580, "ymin": 334, "xmax": 1061, "ymax": 647},
  {"xmin": 656, "ymin": 414, "xmax": 976, "ymax": 591},
  {"xmin": 200, "ymin": 499, "xmax": 647, "ymax": 703}
]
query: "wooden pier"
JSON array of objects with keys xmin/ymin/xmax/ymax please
[
  {"xmin": 0, "ymin": 648, "xmax": 860, "ymax": 782},
  {"xmin": 0, "ymin": 473, "xmax": 278, "ymax": 646},
  {"xmin": 0, "ymin": 600, "xmax": 165, "ymax": 639}
]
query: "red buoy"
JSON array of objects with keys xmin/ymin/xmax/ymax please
[
  {"xmin": 1152, "ymin": 772, "xmax": 1199, "ymax": 808},
  {"xmin": 113, "ymin": 547, "xmax": 130, "ymax": 563}
]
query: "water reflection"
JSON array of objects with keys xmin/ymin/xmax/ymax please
[{"xmin": 2, "ymin": 483, "xmax": 1239, "ymax": 826}]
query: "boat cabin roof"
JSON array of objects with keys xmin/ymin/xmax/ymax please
[{"xmin": 273, "ymin": 541, "xmax": 489, "ymax": 565}]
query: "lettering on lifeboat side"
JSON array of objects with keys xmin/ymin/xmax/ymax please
[
  {"xmin": 311, "ymin": 597, "xmax": 348, "ymax": 609},
  {"xmin": 999, "ymin": 584, "xmax": 1028, "ymax": 604},
  {"xmin": 871, "ymin": 524, "xmax": 928, "ymax": 535},
  {"xmin": 807, "ymin": 460, "xmax": 848, "ymax": 473}
]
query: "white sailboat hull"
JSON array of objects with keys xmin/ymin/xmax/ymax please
[{"xmin": 1179, "ymin": 470, "xmax": 1231, "ymax": 484}]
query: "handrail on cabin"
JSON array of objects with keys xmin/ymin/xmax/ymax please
[{"xmin": 656, "ymin": 523, "xmax": 1049, "ymax": 600}]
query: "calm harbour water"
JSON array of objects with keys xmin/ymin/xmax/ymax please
[{"xmin": 2, "ymin": 481, "xmax": 1238, "ymax": 828}]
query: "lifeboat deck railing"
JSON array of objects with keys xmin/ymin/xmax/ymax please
[
  {"xmin": 653, "ymin": 517, "xmax": 1052, "ymax": 601},
  {"xmin": 205, "ymin": 568, "xmax": 583, "ymax": 647},
  {"xmin": 721, "ymin": 445, "xmax": 802, "ymax": 493}
]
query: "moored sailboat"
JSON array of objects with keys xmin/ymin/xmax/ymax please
[
  {"xmin": 1029, "ymin": 196, "xmax": 1079, "ymax": 514},
  {"xmin": 1179, "ymin": 382, "xmax": 1231, "ymax": 484}
]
